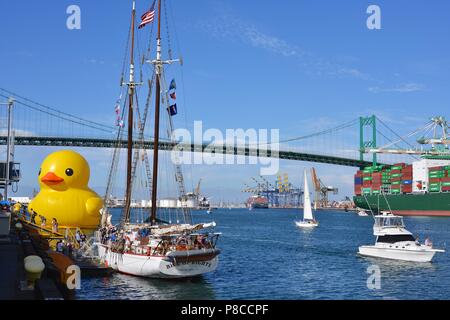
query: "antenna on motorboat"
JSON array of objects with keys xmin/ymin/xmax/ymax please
[{"xmin": 362, "ymin": 193, "xmax": 376, "ymax": 220}]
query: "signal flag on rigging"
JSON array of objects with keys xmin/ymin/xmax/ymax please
[
  {"xmin": 168, "ymin": 104, "xmax": 177, "ymax": 116},
  {"xmin": 138, "ymin": 1, "xmax": 156, "ymax": 29}
]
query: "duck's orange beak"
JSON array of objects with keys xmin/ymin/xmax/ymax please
[{"xmin": 41, "ymin": 172, "xmax": 64, "ymax": 186}]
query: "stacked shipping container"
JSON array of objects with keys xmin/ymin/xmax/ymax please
[
  {"xmin": 428, "ymin": 166, "xmax": 450, "ymax": 192},
  {"xmin": 354, "ymin": 163, "xmax": 413, "ymax": 195}
]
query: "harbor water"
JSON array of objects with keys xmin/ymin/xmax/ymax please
[{"xmin": 76, "ymin": 208, "xmax": 450, "ymax": 300}]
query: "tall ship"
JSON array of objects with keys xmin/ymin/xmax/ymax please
[
  {"xmin": 95, "ymin": 0, "xmax": 220, "ymax": 278},
  {"xmin": 354, "ymin": 116, "xmax": 450, "ymax": 217}
]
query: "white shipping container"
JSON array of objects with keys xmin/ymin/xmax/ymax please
[{"xmin": 412, "ymin": 159, "xmax": 450, "ymax": 192}]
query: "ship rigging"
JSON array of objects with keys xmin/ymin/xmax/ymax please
[{"xmin": 95, "ymin": 0, "xmax": 221, "ymax": 278}]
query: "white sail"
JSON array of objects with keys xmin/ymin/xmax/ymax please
[{"xmin": 303, "ymin": 170, "xmax": 314, "ymax": 221}]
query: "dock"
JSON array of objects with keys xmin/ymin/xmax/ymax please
[{"xmin": 0, "ymin": 216, "xmax": 112, "ymax": 300}]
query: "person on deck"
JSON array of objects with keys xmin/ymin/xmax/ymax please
[
  {"xmin": 80, "ymin": 232, "xmax": 86, "ymax": 246},
  {"xmin": 39, "ymin": 215, "xmax": 47, "ymax": 228},
  {"xmin": 30, "ymin": 210, "xmax": 37, "ymax": 224},
  {"xmin": 52, "ymin": 218, "xmax": 59, "ymax": 234},
  {"xmin": 425, "ymin": 237, "xmax": 433, "ymax": 248},
  {"xmin": 56, "ymin": 240, "xmax": 64, "ymax": 253}
]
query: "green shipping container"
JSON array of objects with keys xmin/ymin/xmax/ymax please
[
  {"xmin": 391, "ymin": 173, "xmax": 402, "ymax": 178},
  {"xmin": 392, "ymin": 166, "xmax": 403, "ymax": 170},
  {"xmin": 442, "ymin": 182, "xmax": 450, "ymax": 187},
  {"xmin": 392, "ymin": 181, "xmax": 401, "ymax": 185},
  {"xmin": 391, "ymin": 189, "xmax": 401, "ymax": 194},
  {"xmin": 429, "ymin": 183, "xmax": 441, "ymax": 187},
  {"xmin": 429, "ymin": 188, "xmax": 441, "ymax": 193}
]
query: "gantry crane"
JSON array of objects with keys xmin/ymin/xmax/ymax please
[{"xmin": 310, "ymin": 168, "xmax": 338, "ymax": 208}]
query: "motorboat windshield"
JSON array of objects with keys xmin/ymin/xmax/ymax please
[{"xmin": 374, "ymin": 215, "xmax": 404, "ymax": 229}]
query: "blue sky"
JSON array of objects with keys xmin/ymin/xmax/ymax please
[{"xmin": 1, "ymin": 0, "xmax": 450, "ymax": 202}]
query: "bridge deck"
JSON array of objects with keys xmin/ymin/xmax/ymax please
[{"xmin": 0, "ymin": 136, "xmax": 379, "ymax": 168}]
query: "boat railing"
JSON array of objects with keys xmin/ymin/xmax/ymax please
[{"xmin": 148, "ymin": 233, "xmax": 220, "ymax": 256}]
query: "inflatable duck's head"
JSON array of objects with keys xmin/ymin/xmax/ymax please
[{"xmin": 38, "ymin": 150, "xmax": 90, "ymax": 191}]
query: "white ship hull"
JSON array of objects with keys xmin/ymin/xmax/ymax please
[
  {"xmin": 295, "ymin": 220, "xmax": 318, "ymax": 228},
  {"xmin": 358, "ymin": 245, "xmax": 440, "ymax": 262},
  {"xmin": 97, "ymin": 244, "xmax": 219, "ymax": 278}
]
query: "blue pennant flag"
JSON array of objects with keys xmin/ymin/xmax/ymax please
[
  {"xmin": 168, "ymin": 104, "xmax": 178, "ymax": 116},
  {"xmin": 169, "ymin": 79, "xmax": 177, "ymax": 90}
]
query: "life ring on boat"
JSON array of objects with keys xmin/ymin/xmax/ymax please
[{"xmin": 176, "ymin": 245, "xmax": 187, "ymax": 251}]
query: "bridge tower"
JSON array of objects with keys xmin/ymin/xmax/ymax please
[{"xmin": 359, "ymin": 115, "xmax": 377, "ymax": 167}]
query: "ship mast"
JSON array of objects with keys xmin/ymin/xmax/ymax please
[
  {"xmin": 124, "ymin": 0, "xmax": 137, "ymax": 224},
  {"xmin": 150, "ymin": 0, "xmax": 162, "ymax": 225}
]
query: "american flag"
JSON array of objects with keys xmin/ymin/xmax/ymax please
[{"xmin": 138, "ymin": 1, "xmax": 156, "ymax": 29}]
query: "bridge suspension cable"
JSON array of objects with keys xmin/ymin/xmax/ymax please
[{"xmin": 0, "ymin": 87, "xmax": 117, "ymax": 134}]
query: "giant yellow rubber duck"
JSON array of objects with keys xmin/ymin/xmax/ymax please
[{"xmin": 29, "ymin": 150, "xmax": 103, "ymax": 231}]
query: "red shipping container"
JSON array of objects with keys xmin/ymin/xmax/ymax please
[
  {"xmin": 391, "ymin": 185, "xmax": 401, "ymax": 189},
  {"xmin": 429, "ymin": 178, "xmax": 442, "ymax": 183},
  {"xmin": 429, "ymin": 166, "xmax": 443, "ymax": 171},
  {"xmin": 391, "ymin": 169, "xmax": 402, "ymax": 174},
  {"xmin": 394, "ymin": 163, "xmax": 406, "ymax": 167},
  {"xmin": 372, "ymin": 172, "xmax": 382, "ymax": 177},
  {"xmin": 441, "ymin": 186, "xmax": 450, "ymax": 192},
  {"xmin": 356, "ymin": 171, "xmax": 363, "ymax": 176},
  {"xmin": 441, "ymin": 177, "xmax": 450, "ymax": 182}
]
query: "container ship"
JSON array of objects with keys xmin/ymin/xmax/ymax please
[
  {"xmin": 246, "ymin": 195, "xmax": 269, "ymax": 209},
  {"xmin": 354, "ymin": 159, "xmax": 450, "ymax": 216}
]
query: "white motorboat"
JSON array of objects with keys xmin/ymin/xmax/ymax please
[
  {"xmin": 295, "ymin": 170, "xmax": 319, "ymax": 228},
  {"xmin": 358, "ymin": 213, "xmax": 444, "ymax": 262},
  {"xmin": 357, "ymin": 210, "xmax": 369, "ymax": 217}
]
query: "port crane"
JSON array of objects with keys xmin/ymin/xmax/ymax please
[
  {"xmin": 366, "ymin": 116, "xmax": 450, "ymax": 156},
  {"xmin": 310, "ymin": 168, "xmax": 338, "ymax": 208},
  {"xmin": 242, "ymin": 175, "xmax": 302, "ymax": 208}
]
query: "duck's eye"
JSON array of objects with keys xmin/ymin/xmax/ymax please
[
  {"xmin": 65, "ymin": 168, "xmax": 74, "ymax": 176},
  {"xmin": 38, "ymin": 168, "xmax": 41, "ymax": 176}
]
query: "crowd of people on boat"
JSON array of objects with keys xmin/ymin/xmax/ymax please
[{"xmin": 99, "ymin": 224, "xmax": 214, "ymax": 256}]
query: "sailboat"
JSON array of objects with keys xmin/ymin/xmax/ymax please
[
  {"xmin": 295, "ymin": 170, "xmax": 319, "ymax": 228},
  {"xmin": 94, "ymin": 0, "xmax": 220, "ymax": 278}
]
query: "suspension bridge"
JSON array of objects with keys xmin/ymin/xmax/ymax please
[{"xmin": 0, "ymin": 87, "xmax": 438, "ymax": 169}]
